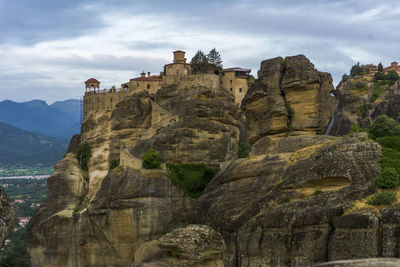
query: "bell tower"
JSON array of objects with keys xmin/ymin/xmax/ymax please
[{"xmin": 85, "ymin": 78, "xmax": 100, "ymax": 93}]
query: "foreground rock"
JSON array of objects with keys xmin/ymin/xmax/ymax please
[
  {"xmin": 198, "ymin": 135, "xmax": 382, "ymax": 266},
  {"xmin": 133, "ymin": 224, "xmax": 225, "ymax": 266},
  {"xmin": 315, "ymin": 258, "xmax": 400, "ymax": 266},
  {"xmin": 0, "ymin": 188, "xmax": 17, "ymax": 248}
]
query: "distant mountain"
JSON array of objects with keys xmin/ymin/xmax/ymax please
[
  {"xmin": 0, "ymin": 122, "xmax": 68, "ymax": 167},
  {"xmin": 0, "ymin": 99, "xmax": 80, "ymax": 139}
]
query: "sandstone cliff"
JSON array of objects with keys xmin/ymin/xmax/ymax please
[
  {"xmin": 0, "ymin": 187, "xmax": 17, "ymax": 248},
  {"xmin": 242, "ymin": 55, "xmax": 335, "ymax": 144},
  {"xmin": 326, "ymin": 78, "xmax": 400, "ymax": 135},
  {"xmin": 27, "ymin": 81, "xmax": 241, "ymax": 266},
  {"xmin": 26, "ymin": 55, "xmax": 400, "ymax": 267}
]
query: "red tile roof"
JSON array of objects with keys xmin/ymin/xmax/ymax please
[{"xmin": 85, "ymin": 78, "xmax": 100, "ymax": 84}]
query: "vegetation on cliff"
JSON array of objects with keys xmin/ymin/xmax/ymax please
[
  {"xmin": 166, "ymin": 163, "xmax": 217, "ymax": 198},
  {"xmin": 142, "ymin": 149, "xmax": 161, "ymax": 169},
  {"xmin": 76, "ymin": 142, "xmax": 91, "ymax": 171}
]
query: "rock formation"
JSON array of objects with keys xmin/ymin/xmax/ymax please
[
  {"xmin": 26, "ymin": 55, "xmax": 400, "ymax": 266},
  {"xmin": 326, "ymin": 77, "xmax": 400, "ymax": 135},
  {"xmin": 242, "ymin": 55, "xmax": 335, "ymax": 144},
  {"xmin": 0, "ymin": 187, "xmax": 17, "ymax": 248}
]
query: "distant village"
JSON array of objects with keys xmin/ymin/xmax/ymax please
[{"xmin": 360, "ymin": 61, "xmax": 400, "ymax": 78}]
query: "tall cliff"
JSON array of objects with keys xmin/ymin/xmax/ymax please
[
  {"xmin": 27, "ymin": 55, "xmax": 400, "ymax": 267},
  {"xmin": 326, "ymin": 77, "xmax": 400, "ymax": 135},
  {"xmin": 0, "ymin": 187, "xmax": 17, "ymax": 248}
]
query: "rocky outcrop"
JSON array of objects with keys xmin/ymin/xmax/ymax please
[
  {"xmin": 197, "ymin": 135, "xmax": 382, "ymax": 266},
  {"xmin": 27, "ymin": 164, "xmax": 195, "ymax": 267},
  {"xmin": 0, "ymin": 187, "xmax": 17, "ymax": 248},
  {"xmin": 27, "ymin": 82, "xmax": 241, "ymax": 266},
  {"xmin": 316, "ymin": 258, "xmax": 400, "ymax": 266},
  {"xmin": 130, "ymin": 85, "xmax": 242, "ymax": 163},
  {"xmin": 325, "ymin": 78, "xmax": 400, "ymax": 135},
  {"xmin": 242, "ymin": 55, "xmax": 336, "ymax": 144},
  {"xmin": 133, "ymin": 224, "xmax": 225, "ymax": 266}
]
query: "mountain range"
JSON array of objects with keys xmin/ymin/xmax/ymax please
[
  {"xmin": 0, "ymin": 99, "xmax": 81, "ymax": 139},
  {"xmin": 0, "ymin": 122, "xmax": 68, "ymax": 167}
]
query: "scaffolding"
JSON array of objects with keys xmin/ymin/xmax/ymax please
[{"xmin": 80, "ymin": 97, "xmax": 84, "ymax": 125}]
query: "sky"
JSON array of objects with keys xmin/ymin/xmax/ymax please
[{"xmin": 0, "ymin": 0, "xmax": 399, "ymax": 103}]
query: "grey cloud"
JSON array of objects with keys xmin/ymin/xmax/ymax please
[{"xmin": 44, "ymin": 54, "xmax": 167, "ymax": 73}]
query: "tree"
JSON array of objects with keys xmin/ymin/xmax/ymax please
[
  {"xmin": 190, "ymin": 50, "xmax": 209, "ymax": 74},
  {"xmin": 342, "ymin": 74, "xmax": 349, "ymax": 82},
  {"xmin": 350, "ymin": 62, "xmax": 363, "ymax": 77},
  {"xmin": 143, "ymin": 149, "xmax": 160, "ymax": 169},
  {"xmin": 76, "ymin": 143, "xmax": 91, "ymax": 171},
  {"xmin": 368, "ymin": 115, "xmax": 400, "ymax": 140},
  {"xmin": 374, "ymin": 71, "xmax": 385, "ymax": 81},
  {"xmin": 386, "ymin": 70, "xmax": 400, "ymax": 82},
  {"xmin": 207, "ymin": 48, "xmax": 223, "ymax": 69},
  {"xmin": 375, "ymin": 167, "xmax": 400, "ymax": 189},
  {"xmin": 378, "ymin": 62, "xmax": 384, "ymax": 72}
]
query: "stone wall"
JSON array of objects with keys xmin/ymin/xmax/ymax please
[
  {"xmin": 83, "ymin": 89, "xmax": 132, "ymax": 119},
  {"xmin": 163, "ymin": 74, "xmax": 220, "ymax": 89},
  {"xmin": 221, "ymin": 72, "xmax": 248, "ymax": 106}
]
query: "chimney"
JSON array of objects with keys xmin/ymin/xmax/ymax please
[
  {"xmin": 141, "ymin": 71, "xmax": 146, "ymax": 78},
  {"xmin": 148, "ymin": 72, "xmax": 151, "ymax": 77}
]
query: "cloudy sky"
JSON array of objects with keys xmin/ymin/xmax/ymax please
[{"xmin": 0, "ymin": 0, "xmax": 399, "ymax": 103}]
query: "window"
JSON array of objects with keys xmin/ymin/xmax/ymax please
[
  {"xmin": 147, "ymin": 84, "xmax": 150, "ymax": 89},
  {"xmin": 230, "ymin": 88, "xmax": 232, "ymax": 91},
  {"xmin": 239, "ymin": 88, "xmax": 243, "ymax": 92},
  {"xmin": 230, "ymin": 80, "xmax": 232, "ymax": 84}
]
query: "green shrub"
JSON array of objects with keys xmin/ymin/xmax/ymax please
[
  {"xmin": 76, "ymin": 143, "xmax": 91, "ymax": 171},
  {"xmin": 166, "ymin": 163, "xmax": 217, "ymax": 198},
  {"xmin": 367, "ymin": 191, "xmax": 397, "ymax": 206},
  {"xmin": 375, "ymin": 167, "xmax": 400, "ymax": 189},
  {"xmin": 379, "ymin": 147, "xmax": 400, "ymax": 174},
  {"xmin": 368, "ymin": 115, "xmax": 400, "ymax": 139},
  {"xmin": 143, "ymin": 149, "xmax": 160, "ymax": 169},
  {"xmin": 238, "ymin": 142, "xmax": 250, "ymax": 158},
  {"xmin": 374, "ymin": 71, "xmax": 385, "ymax": 81},
  {"xmin": 286, "ymin": 103, "xmax": 295, "ymax": 119},
  {"xmin": 313, "ymin": 189, "xmax": 323, "ymax": 195},
  {"xmin": 370, "ymin": 88, "xmax": 382, "ymax": 102},
  {"xmin": 377, "ymin": 136, "xmax": 400, "ymax": 152},
  {"xmin": 349, "ymin": 123, "xmax": 361, "ymax": 134},
  {"xmin": 109, "ymin": 158, "xmax": 120, "ymax": 171},
  {"xmin": 359, "ymin": 102, "xmax": 372, "ymax": 118},
  {"xmin": 341, "ymin": 74, "xmax": 349, "ymax": 82},
  {"xmin": 349, "ymin": 80, "xmax": 368, "ymax": 91}
]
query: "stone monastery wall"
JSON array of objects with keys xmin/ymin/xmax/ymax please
[
  {"xmin": 83, "ymin": 89, "xmax": 131, "ymax": 119},
  {"xmin": 162, "ymin": 74, "xmax": 220, "ymax": 90}
]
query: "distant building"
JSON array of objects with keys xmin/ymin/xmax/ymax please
[
  {"xmin": 165, "ymin": 50, "xmax": 191, "ymax": 76},
  {"xmin": 121, "ymin": 72, "xmax": 162, "ymax": 96},
  {"xmin": 361, "ymin": 64, "xmax": 378, "ymax": 77},
  {"xmin": 83, "ymin": 50, "xmax": 251, "ymax": 119},
  {"xmin": 18, "ymin": 217, "xmax": 30, "ymax": 227},
  {"xmin": 221, "ymin": 68, "xmax": 251, "ymax": 106},
  {"xmin": 384, "ymin": 62, "xmax": 400, "ymax": 75}
]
